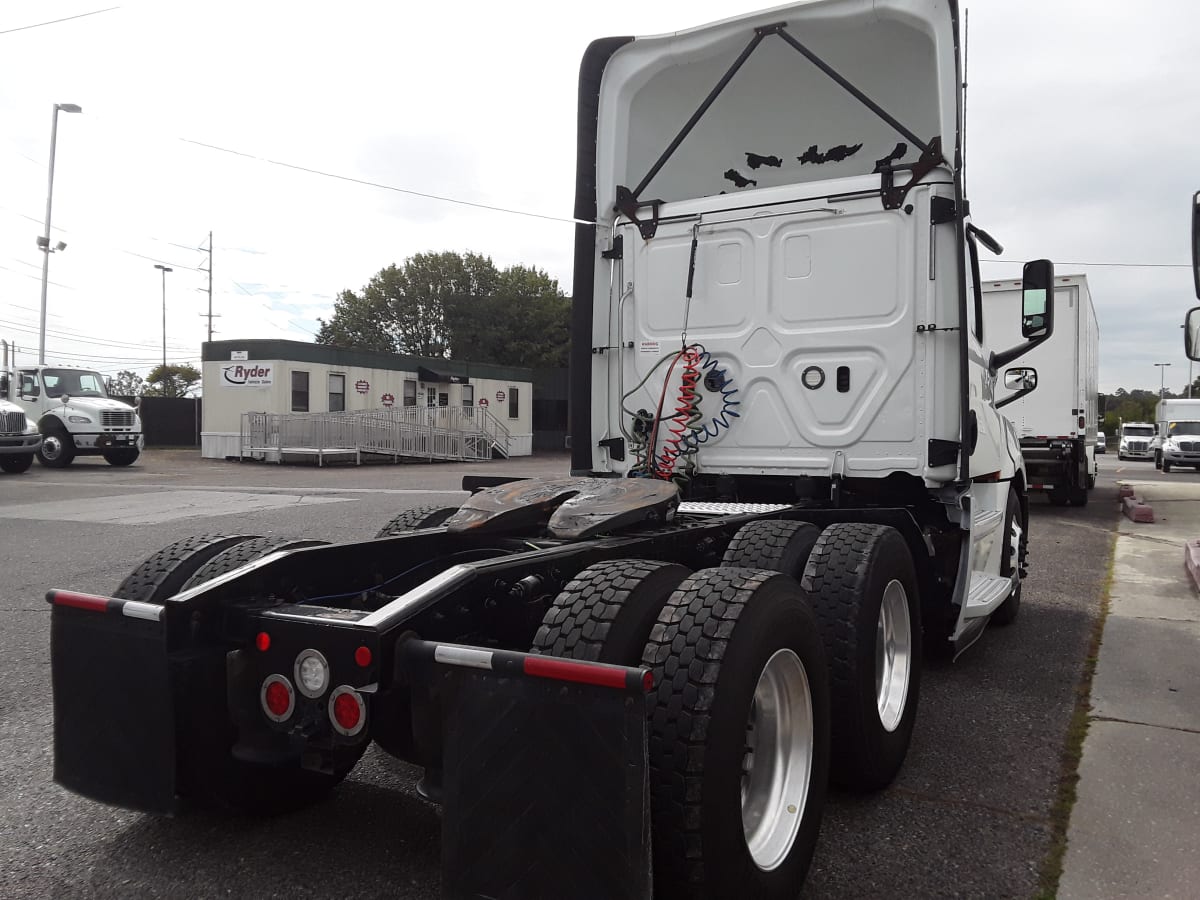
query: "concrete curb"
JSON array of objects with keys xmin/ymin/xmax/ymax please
[
  {"xmin": 1117, "ymin": 484, "xmax": 1135, "ymax": 499},
  {"xmin": 1186, "ymin": 539, "xmax": 1200, "ymax": 593},
  {"xmin": 1122, "ymin": 496, "xmax": 1154, "ymax": 523}
]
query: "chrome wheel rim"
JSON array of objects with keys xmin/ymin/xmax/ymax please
[
  {"xmin": 875, "ymin": 579, "xmax": 912, "ymax": 733},
  {"xmin": 1009, "ymin": 515, "xmax": 1023, "ymax": 574},
  {"xmin": 740, "ymin": 648, "xmax": 814, "ymax": 871},
  {"xmin": 42, "ymin": 435, "xmax": 63, "ymax": 461}
]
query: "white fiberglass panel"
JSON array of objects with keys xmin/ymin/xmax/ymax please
[{"xmin": 614, "ymin": 194, "xmax": 923, "ymax": 477}]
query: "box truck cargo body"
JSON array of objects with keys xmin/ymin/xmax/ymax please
[{"xmin": 984, "ymin": 275, "xmax": 1098, "ymax": 505}]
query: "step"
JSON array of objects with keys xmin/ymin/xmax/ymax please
[
  {"xmin": 677, "ymin": 502, "xmax": 793, "ymax": 515},
  {"xmin": 972, "ymin": 508, "xmax": 1004, "ymax": 541},
  {"xmin": 962, "ymin": 571, "xmax": 1016, "ymax": 619}
]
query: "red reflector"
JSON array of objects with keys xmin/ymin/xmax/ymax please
[
  {"xmin": 265, "ymin": 681, "xmax": 291, "ymax": 717},
  {"xmin": 523, "ymin": 655, "xmax": 629, "ymax": 690},
  {"xmin": 642, "ymin": 669, "xmax": 654, "ymax": 692},
  {"xmin": 50, "ymin": 590, "xmax": 111, "ymax": 613},
  {"xmin": 354, "ymin": 646, "xmax": 372, "ymax": 668},
  {"xmin": 255, "ymin": 632, "xmax": 271, "ymax": 652},
  {"xmin": 1078, "ymin": 416, "xmax": 1086, "ymax": 429},
  {"xmin": 333, "ymin": 692, "xmax": 362, "ymax": 731}
]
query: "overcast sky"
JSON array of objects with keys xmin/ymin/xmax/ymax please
[{"xmin": 1, "ymin": 0, "xmax": 1197, "ymax": 393}]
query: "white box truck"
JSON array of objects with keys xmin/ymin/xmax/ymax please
[
  {"xmin": 1118, "ymin": 421, "xmax": 1155, "ymax": 461},
  {"xmin": 984, "ymin": 274, "xmax": 1099, "ymax": 505},
  {"xmin": 1152, "ymin": 398, "xmax": 1200, "ymax": 471}
]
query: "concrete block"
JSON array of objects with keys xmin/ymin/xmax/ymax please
[
  {"xmin": 1117, "ymin": 483, "xmax": 1135, "ymax": 499},
  {"xmin": 1187, "ymin": 539, "xmax": 1200, "ymax": 593},
  {"xmin": 1122, "ymin": 496, "xmax": 1154, "ymax": 523}
]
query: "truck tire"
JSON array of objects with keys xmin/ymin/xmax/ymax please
[
  {"xmin": 181, "ymin": 537, "xmax": 327, "ymax": 591},
  {"xmin": 801, "ymin": 523, "xmax": 921, "ymax": 791},
  {"xmin": 991, "ymin": 487, "xmax": 1025, "ymax": 626},
  {"xmin": 114, "ymin": 534, "xmax": 260, "ymax": 603},
  {"xmin": 36, "ymin": 427, "xmax": 75, "ymax": 468},
  {"xmin": 102, "ymin": 448, "xmax": 140, "ymax": 467},
  {"xmin": 531, "ymin": 559, "xmax": 690, "ymax": 664},
  {"xmin": 0, "ymin": 454, "xmax": 33, "ymax": 473},
  {"xmin": 1047, "ymin": 490, "xmax": 1070, "ymax": 507},
  {"xmin": 1163, "ymin": 460, "xmax": 1173, "ymax": 473},
  {"xmin": 642, "ymin": 567, "xmax": 829, "ymax": 899},
  {"xmin": 721, "ymin": 519, "xmax": 821, "ymax": 580},
  {"xmin": 1155, "ymin": 451, "xmax": 1162, "ymax": 470},
  {"xmin": 374, "ymin": 504, "xmax": 460, "ymax": 537}
]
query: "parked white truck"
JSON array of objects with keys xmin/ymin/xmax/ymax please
[
  {"xmin": 985, "ymin": 274, "xmax": 1098, "ymax": 505},
  {"xmin": 1118, "ymin": 421, "xmax": 1155, "ymax": 461},
  {"xmin": 44, "ymin": 2, "xmax": 1059, "ymax": 895},
  {"xmin": 2, "ymin": 363, "xmax": 143, "ymax": 467},
  {"xmin": 0, "ymin": 341, "xmax": 44, "ymax": 473},
  {"xmin": 1152, "ymin": 398, "xmax": 1200, "ymax": 471}
]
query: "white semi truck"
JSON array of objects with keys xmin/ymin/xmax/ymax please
[
  {"xmin": 1152, "ymin": 398, "xmax": 1200, "ymax": 471},
  {"xmin": 45, "ymin": 2, "xmax": 1057, "ymax": 895},
  {"xmin": 0, "ymin": 341, "xmax": 44, "ymax": 473},
  {"xmin": 984, "ymin": 275, "xmax": 1099, "ymax": 505},
  {"xmin": 2, "ymin": 363, "xmax": 143, "ymax": 467},
  {"xmin": 1118, "ymin": 421, "xmax": 1155, "ymax": 461}
]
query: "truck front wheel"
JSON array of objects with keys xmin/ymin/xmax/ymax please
[
  {"xmin": 1163, "ymin": 460, "xmax": 1173, "ymax": 473},
  {"xmin": 102, "ymin": 448, "xmax": 140, "ymax": 467},
  {"xmin": 991, "ymin": 487, "xmax": 1025, "ymax": 626},
  {"xmin": 37, "ymin": 429, "xmax": 75, "ymax": 468},
  {"xmin": 643, "ymin": 568, "xmax": 829, "ymax": 898},
  {"xmin": 801, "ymin": 523, "xmax": 921, "ymax": 791},
  {"xmin": 0, "ymin": 454, "xmax": 33, "ymax": 473}
]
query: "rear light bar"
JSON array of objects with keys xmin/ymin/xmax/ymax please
[
  {"xmin": 405, "ymin": 639, "xmax": 653, "ymax": 693},
  {"xmin": 45, "ymin": 589, "xmax": 163, "ymax": 622}
]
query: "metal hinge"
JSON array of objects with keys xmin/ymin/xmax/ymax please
[
  {"xmin": 930, "ymin": 195, "xmax": 958, "ymax": 225},
  {"xmin": 601, "ymin": 235, "xmax": 623, "ymax": 260}
]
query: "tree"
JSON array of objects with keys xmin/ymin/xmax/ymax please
[
  {"xmin": 318, "ymin": 251, "xmax": 570, "ymax": 367},
  {"xmin": 145, "ymin": 363, "xmax": 201, "ymax": 398},
  {"xmin": 107, "ymin": 370, "xmax": 145, "ymax": 397}
]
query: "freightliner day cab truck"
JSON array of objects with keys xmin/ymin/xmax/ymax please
[
  {"xmin": 1152, "ymin": 398, "xmax": 1200, "ymax": 472},
  {"xmin": 0, "ymin": 356, "xmax": 143, "ymax": 467},
  {"xmin": 984, "ymin": 275, "xmax": 1099, "ymax": 505},
  {"xmin": 1118, "ymin": 421, "xmax": 1155, "ymax": 461},
  {"xmin": 46, "ymin": 2, "xmax": 1058, "ymax": 895}
]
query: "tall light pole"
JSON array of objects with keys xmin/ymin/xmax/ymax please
[
  {"xmin": 38, "ymin": 102, "xmax": 83, "ymax": 364},
  {"xmin": 1154, "ymin": 362, "xmax": 1171, "ymax": 403},
  {"xmin": 154, "ymin": 264, "xmax": 173, "ymax": 367}
]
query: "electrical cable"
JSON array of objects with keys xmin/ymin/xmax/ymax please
[{"xmin": 0, "ymin": 6, "xmax": 119, "ymax": 35}]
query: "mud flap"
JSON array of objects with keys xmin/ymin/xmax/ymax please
[
  {"xmin": 50, "ymin": 605, "xmax": 177, "ymax": 813},
  {"xmin": 406, "ymin": 641, "xmax": 652, "ymax": 900}
]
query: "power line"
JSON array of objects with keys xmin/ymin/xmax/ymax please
[
  {"xmin": 0, "ymin": 6, "xmax": 119, "ymax": 36},
  {"xmin": 982, "ymin": 259, "xmax": 1190, "ymax": 269},
  {"xmin": 0, "ymin": 317, "xmax": 194, "ymax": 352},
  {"xmin": 179, "ymin": 138, "xmax": 587, "ymax": 226}
]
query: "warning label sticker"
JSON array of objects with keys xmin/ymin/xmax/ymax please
[{"xmin": 639, "ymin": 340, "xmax": 660, "ymax": 354}]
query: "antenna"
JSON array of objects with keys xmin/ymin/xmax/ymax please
[{"xmin": 962, "ymin": 8, "xmax": 970, "ymax": 196}]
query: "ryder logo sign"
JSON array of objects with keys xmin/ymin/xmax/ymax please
[{"xmin": 222, "ymin": 362, "xmax": 273, "ymax": 388}]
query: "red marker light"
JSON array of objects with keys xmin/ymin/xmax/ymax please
[
  {"xmin": 255, "ymin": 632, "xmax": 271, "ymax": 652},
  {"xmin": 354, "ymin": 646, "xmax": 372, "ymax": 668}
]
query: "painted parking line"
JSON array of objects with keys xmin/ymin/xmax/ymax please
[{"xmin": 1, "ymin": 490, "xmax": 354, "ymax": 525}]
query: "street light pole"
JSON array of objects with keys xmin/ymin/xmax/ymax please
[
  {"xmin": 1154, "ymin": 362, "xmax": 1171, "ymax": 403},
  {"xmin": 38, "ymin": 102, "xmax": 82, "ymax": 365},
  {"xmin": 154, "ymin": 264, "xmax": 173, "ymax": 367}
]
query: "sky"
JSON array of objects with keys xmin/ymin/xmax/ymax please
[{"xmin": 1, "ymin": 0, "xmax": 1197, "ymax": 394}]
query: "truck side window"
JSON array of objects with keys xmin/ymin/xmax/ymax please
[
  {"xmin": 20, "ymin": 372, "xmax": 39, "ymax": 397},
  {"xmin": 966, "ymin": 233, "xmax": 983, "ymax": 342}
]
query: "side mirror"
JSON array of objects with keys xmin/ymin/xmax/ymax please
[
  {"xmin": 1021, "ymin": 259, "xmax": 1055, "ymax": 339},
  {"xmin": 1192, "ymin": 191, "xmax": 1199, "ymax": 300},
  {"xmin": 1186, "ymin": 307, "xmax": 1200, "ymax": 362},
  {"xmin": 1003, "ymin": 367, "xmax": 1037, "ymax": 392}
]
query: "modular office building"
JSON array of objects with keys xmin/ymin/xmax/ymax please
[{"xmin": 200, "ymin": 339, "xmax": 534, "ymax": 459}]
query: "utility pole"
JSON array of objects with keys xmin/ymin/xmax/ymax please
[
  {"xmin": 1154, "ymin": 362, "xmax": 1171, "ymax": 403},
  {"xmin": 198, "ymin": 231, "xmax": 219, "ymax": 343},
  {"xmin": 155, "ymin": 264, "xmax": 173, "ymax": 367}
]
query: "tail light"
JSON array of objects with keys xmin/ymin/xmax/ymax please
[
  {"xmin": 1078, "ymin": 416, "xmax": 1086, "ymax": 429},
  {"xmin": 261, "ymin": 674, "xmax": 295, "ymax": 722},
  {"xmin": 329, "ymin": 686, "xmax": 366, "ymax": 737}
]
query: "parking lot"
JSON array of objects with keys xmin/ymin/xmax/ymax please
[{"xmin": 0, "ymin": 451, "xmax": 1128, "ymax": 898}]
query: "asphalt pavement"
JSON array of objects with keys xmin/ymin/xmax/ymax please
[{"xmin": 0, "ymin": 451, "xmax": 1122, "ymax": 898}]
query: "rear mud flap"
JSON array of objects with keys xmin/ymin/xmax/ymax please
[
  {"xmin": 418, "ymin": 644, "xmax": 652, "ymax": 899},
  {"xmin": 51, "ymin": 607, "xmax": 177, "ymax": 813}
]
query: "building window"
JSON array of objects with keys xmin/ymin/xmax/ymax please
[
  {"xmin": 403, "ymin": 380, "xmax": 417, "ymax": 407},
  {"xmin": 461, "ymin": 384, "xmax": 474, "ymax": 408},
  {"xmin": 328, "ymin": 373, "xmax": 345, "ymax": 412},
  {"xmin": 427, "ymin": 387, "xmax": 437, "ymax": 407},
  {"xmin": 438, "ymin": 392, "xmax": 449, "ymax": 407},
  {"xmin": 508, "ymin": 386, "xmax": 519, "ymax": 419},
  {"xmin": 291, "ymin": 371, "xmax": 309, "ymax": 412}
]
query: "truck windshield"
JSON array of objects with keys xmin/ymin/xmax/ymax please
[
  {"xmin": 1123, "ymin": 426, "xmax": 1154, "ymax": 437},
  {"xmin": 42, "ymin": 369, "xmax": 108, "ymax": 399},
  {"xmin": 1168, "ymin": 421, "xmax": 1200, "ymax": 436}
]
